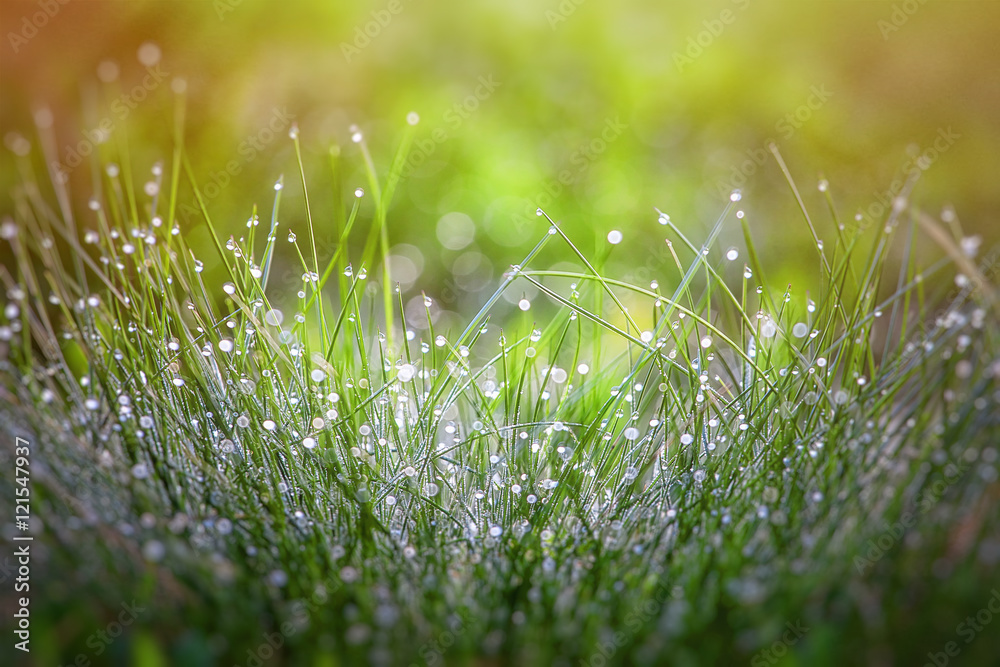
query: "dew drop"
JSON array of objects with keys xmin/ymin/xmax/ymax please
[{"xmin": 264, "ymin": 309, "xmax": 284, "ymax": 326}]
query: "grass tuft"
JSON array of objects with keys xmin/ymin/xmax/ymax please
[{"xmin": 2, "ymin": 105, "xmax": 999, "ymax": 666}]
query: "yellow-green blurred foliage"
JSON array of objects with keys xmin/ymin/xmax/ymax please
[{"xmin": 2, "ymin": 0, "xmax": 998, "ymax": 308}]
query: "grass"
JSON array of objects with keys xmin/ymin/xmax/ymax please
[{"xmin": 1, "ymin": 100, "xmax": 999, "ymax": 667}]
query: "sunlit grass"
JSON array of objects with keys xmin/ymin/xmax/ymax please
[{"xmin": 1, "ymin": 100, "xmax": 999, "ymax": 666}]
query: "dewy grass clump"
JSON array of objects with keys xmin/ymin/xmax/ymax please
[{"xmin": 1, "ymin": 100, "xmax": 999, "ymax": 666}]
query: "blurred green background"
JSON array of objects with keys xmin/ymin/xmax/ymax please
[{"xmin": 2, "ymin": 0, "xmax": 998, "ymax": 322}]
